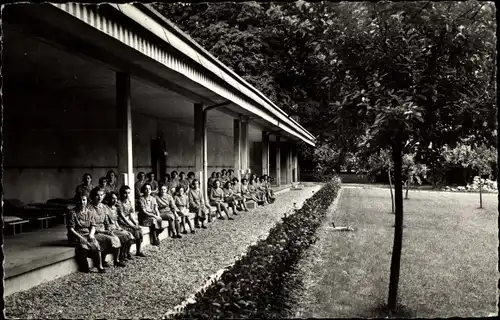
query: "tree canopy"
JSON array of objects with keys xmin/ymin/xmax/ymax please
[{"xmin": 155, "ymin": 1, "xmax": 496, "ymax": 163}]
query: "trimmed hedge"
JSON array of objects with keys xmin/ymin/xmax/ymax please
[{"xmin": 173, "ymin": 178, "xmax": 342, "ymax": 319}]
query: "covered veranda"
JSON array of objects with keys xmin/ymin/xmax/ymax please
[{"xmin": 2, "ymin": 3, "xmax": 315, "ymax": 295}]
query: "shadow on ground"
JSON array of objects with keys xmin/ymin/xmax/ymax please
[{"xmin": 367, "ymin": 303, "xmax": 421, "ymax": 318}]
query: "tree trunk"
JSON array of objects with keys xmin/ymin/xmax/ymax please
[
  {"xmin": 388, "ymin": 169, "xmax": 394, "ymax": 214},
  {"xmin": 479, "ymin": 182, "xmax": 483, "ymax": 209},
  {"xmin": 388, "ymin": 143, "xmax": 404, "ymax": 311},
  {"xmin": 404, "ymin": 180, "xmax": 410, "ymax": 199}
]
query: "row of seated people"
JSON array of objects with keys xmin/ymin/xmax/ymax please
[
  {"xmin": 75, "ymin": 169, "xmax": 276, "ymax": 210},
  {"xmin": 71, "ymin": 170, "xmax": 276, "ymax": 273},
  {"xmin": 69, "ymin": 180, "xmax": 209, "ymax": 273},
  {"xmin": 75, "ymin": 169, "xmax": 275, "ymax": 204},
  {"xmin": 132, "ymin": 169, "xmax": 277, "ymax": 216}
]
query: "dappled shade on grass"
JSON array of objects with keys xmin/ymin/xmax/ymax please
[{"xmin": 293, "ymin": 187, "xmax": 497, "ymax": 318}]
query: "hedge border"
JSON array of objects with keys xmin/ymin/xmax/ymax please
[{"xmin": 171, "ymin": 178, "xmax": 342, "ymax": 319}]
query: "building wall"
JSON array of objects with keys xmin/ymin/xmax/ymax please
[
  {"xmin": 269, "ymin": 143, "xmax": 277, "ymax": 182},
  {"xmin": 133, "ymin": 113, "xmax": 233, "ymax": 177},
  {"xmin": 267, "ymin": 142, "xmax": 290, "ymax": 185},
  {"xmin": 249, "ymin": 141, "xmax": 263, "ymax": 176},
  {"xmin": 4, "ymin": 90, "xmax": 233, "ymax": 204},
  {"xmin": 280, "ymin": 147, "xmax": 288, "ymax": 185}
]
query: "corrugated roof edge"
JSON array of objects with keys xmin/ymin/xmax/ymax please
[{"xmin": 135, "ymin": 3, "xmax": 316, "ymax": 143}]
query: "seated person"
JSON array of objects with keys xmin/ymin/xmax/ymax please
[
  {"xmin": 227, "ymin": 169, "xmax": 235, "ymax": 182},
  {"xmin": 116, "ymin": 185, "xmax": 146, "ymax": 257},
  {"xmin": 230, "ymin": 177, "xmax": 247, "ymax": 211},
  {"xmin": 242, "ymin": 169, "xmax": 251, "ymax": 180},
  {"xmin": 168, "ymin": 184, "xmax": 177, "ymax": 196},
  {"xmin": 250, "ymin": 173, "xmax": 258, "ymax": 183},
  {"xmin": 138, "ymin": 183, "xmax": 165, "ymax": 246},
  {"xmin": 175, "ymin": 186, "xmax": 195, "ymax": 234},
  {"xmin": 220, "ymin": 169, "xmax": 228, "ymax": 185},
  {"xmin": 134, "ymin": 172, "xmax": 146, "ymax": 199},
  {"xmin": 87, "ymin": 187, "xmax": 125, "ymax": 268},
  {"xmin": 262, "ymin": 175, "xmax": 276, "ymax": 204},
  {"xmin": 249, "ymin": 176, "xmax": 265, "ymax": 205},
  {"xmin": 146, "ymin": 172, "xmax": 159, "ymax": 196},
  {"xmin": 98, "ymin": 177, "xmax": 112, "ymax": 195},
  {"xmin": 67, "ymin": 193, "xmax": 104, "ymax": 273},
  {"xmin": 207, "ymin": 172, "xmax": 217, "ymax": 195},
  {"xmin": 162, "ymin": 174, "xmax": 171, "ymax": 189},
  {"xmin": 106, "ymin": 170, "xmax": 119, "ymax": 193},
  {"xmin": 187, "ymin": 171, "xmax": 196, "ymax": 188},
  {"xmin": 223, "ymin": 181, "xmax": 239, "ymax": 216},
  {"xmin": 209, "ymin": 179, "xmax": 232, "ymax": 220},
  {"xmin": 188, "ymin": 179, "xmax": 209, "ymax": 229},
  {"xmin": 254, "ymin": 176, "xmax": 267, "ymax": 204},
  {"xmin": 75, "ymin": 173, "xmax": 94, "ymax": 200},
  {"xmin": 156, "ymin": 184, "xmax": 181, "ymax": 239},
  {"xmin": 170, "ymin": 171, "xmax": 180, "ymax": 190},
  {"xmin": 103, "ymin": 192, "xmax": 135, "ymax": 262},
  {"xmin": 178, "ymin": 172, "xmax": 190, "ymax": 192},
  {"xmin": 241, "ymin": 178, "xmax": 259, "ymax": 204}
]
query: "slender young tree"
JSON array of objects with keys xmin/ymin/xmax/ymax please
[{"xmin": 469, "ymin": 144, "xmax": 497, "ymax": 208}]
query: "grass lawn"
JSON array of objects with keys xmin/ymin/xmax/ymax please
[{"xmin": 295, "ymin": 187, "xmax": 498, "ymax": 318}]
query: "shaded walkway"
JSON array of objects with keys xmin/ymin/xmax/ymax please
[{"xmin": 5, "ymin": 184, "xmax": 321, "ymax": 319}]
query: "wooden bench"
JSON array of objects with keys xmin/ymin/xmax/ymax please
[
  {"xmin": 245, "ymin": 201, "xmax": 257, "ymax": 209},
  {"xmin": 4, "ymin": 216, "xmax": 30, "ymax": 235},
  {"xmin": 209, "ymin": 203, "xmax": 237, "ymax": 218},
  {"xmin": 36, "ymin": 216, "xmax": 57, "ymax": 229}
]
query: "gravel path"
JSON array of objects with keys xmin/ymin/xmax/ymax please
[{"xmin": 5, "ymin": 184, "xmax": 321, "ymax": 319}]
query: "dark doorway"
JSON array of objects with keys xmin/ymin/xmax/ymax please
[{"xmin": 151, "ymin": 131, "xmax": 167, "ymax": 182}]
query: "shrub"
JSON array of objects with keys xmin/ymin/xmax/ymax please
[
  {"xmin": 172, "ymin": 179, "xmax": 342, "ymax": 319},
  {"xmin": 467, "ymin": 176, "xmax": 498, "ymax": 193}
]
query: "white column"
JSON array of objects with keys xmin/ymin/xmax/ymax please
[
  {"xmin": 275, "ymin": 136, "xmax": 281, "ymax": 187},
  {"xmin": 261, "ymin": 131, "xmax": 269, "ymax": 176},
  {"xmin": 202, "ymin": 109, "xmax": 209, "ymax": 203},
  {"xmin": 293, "ymin": 147, "xmax": 298, "ymax": 183},
  {"xmin": 234, "ymin": 119, "xmax": 242, "ymax": 181},
  {"xmin": 117, "ymin": 72, "xmax": 135, "ymax": 209},
  {"xmin": 297, "ymin": 156, "xmax": 301, "ymax": 183},
  {"xmin": 286, "ymin": 145, "xmax": 292, "ymax": 184},
  {"xmin": 240, "ymin": 117, "xmax": 249, "ymax": 177},
  {"xmin": 194, "ymin": 103, "xmax": 205, "ymax": 198}
]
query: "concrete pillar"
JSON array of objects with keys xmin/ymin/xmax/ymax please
[
  {"xmin": 240, "ymin": 117, "xmax": 249, "ymax": 177},
  {"xmin": 275, "ymin": 136, "xmax": 281, "ymax": 187},
  {"xmin": 297, "ymin": 156, "xmax": 301, "ymax": 183},
  {"xmin": 194, "ymin": 103, "xmax": 205, "ymax": 200},
  {"xmin": 202, "ymin": 108, "xmax": 209, "ymax": 203},
  {"xmin": 116, "ymin": 72, "xmax": 135, "ymax": 209},
  {"xmin": 233, "ymin": 119, "xmax": 242, "ymax": 181},
  {"xmin": 286, "ymin": 145, "xmax": 292, "ymax": 184},
  {"xmin": 261, "ymin": 131, "xmax": 269, "ymax": 176},
  {"xmin": 293, "ymin": 147, "xmax": 298, "ymax": 183}
]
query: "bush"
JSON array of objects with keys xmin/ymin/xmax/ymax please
[
  {"xmin": 172, "ymin": 179, "xmax": 342, "ymax": 319},
  {"xmin": 466, "ymin": 176, "xmax": 498, "ymax": 193}
]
